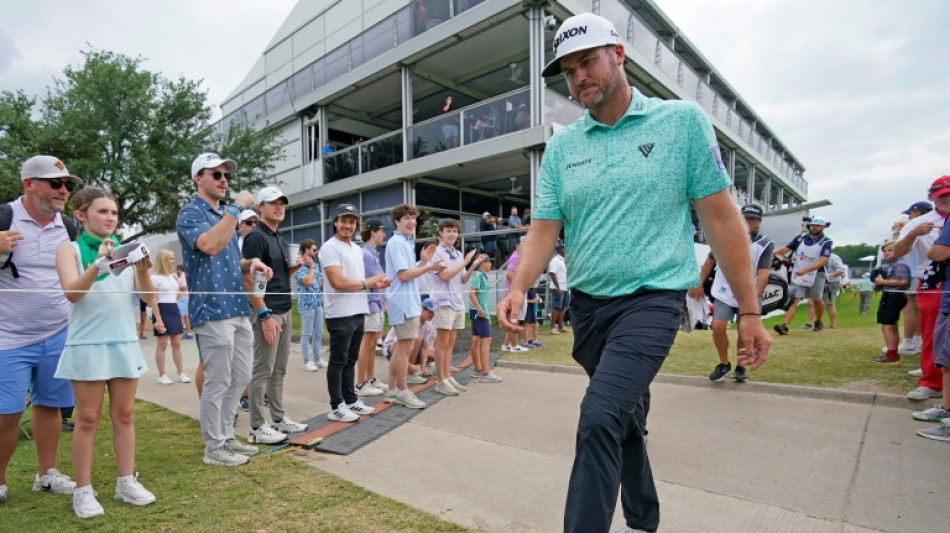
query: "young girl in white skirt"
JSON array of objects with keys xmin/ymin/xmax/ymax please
[
  {"xmin": 151, "ymin": 248, "xmax": 190, "ymax": 385},
  {"xmin": 55, "ymin": 186, "xmax": 163, "ymax": 518}
]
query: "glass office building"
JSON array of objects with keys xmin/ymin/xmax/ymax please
[{"xmin": 216, "ymin": 0, "xmax": 808, "ymax": 244}]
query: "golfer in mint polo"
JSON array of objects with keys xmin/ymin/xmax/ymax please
[{"xmin": 497, "ymin": 13, "xmax": 772, "ymax": 533}]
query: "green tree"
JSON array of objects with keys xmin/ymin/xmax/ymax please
[
  {"xmin": 834, "ymin": 243, "xmax": 879, "ymax": 267},
  {"xmin": 2, "ymin": 49, "xmax": 284, "ymax": 240},
  {"xmin": 0, "ymin": 90, "xmax": 40, "ymax": 201}
]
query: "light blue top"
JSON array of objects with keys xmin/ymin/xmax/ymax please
[
  {"xmin": 385, "ymin": 232, "xmax": 421, "ymax": 325},
  {"xmin": 56, "ymin": 243, "xmax": 147, "ymax": 381},
  {"xmin": 293, "ymin": 263, "xmax": 322, "ymax": 311},
  {"xmin": 533, "ymin": 88, "xmax": 730, "ymax": 297}
]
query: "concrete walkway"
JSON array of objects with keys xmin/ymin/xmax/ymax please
[{"xmin": 135, "ymin": 336, "xmax": 947, "ymax": 533}]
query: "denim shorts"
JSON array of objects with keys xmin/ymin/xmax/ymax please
[{"xmin": 0, "ymin": 326, "xmax": 74, "ymax": 414}]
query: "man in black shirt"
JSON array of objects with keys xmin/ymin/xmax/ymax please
[{"xmin": 242, "ymin": 186, "xmax": 308, "ymax": 444}]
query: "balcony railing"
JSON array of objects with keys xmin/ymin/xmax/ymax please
[{"xmin": 324, "ymin": 130, "xmax": 404, "ymax": 183}]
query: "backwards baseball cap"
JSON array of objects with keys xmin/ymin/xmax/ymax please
[
  {"xmin": 741, "ymin": 205, "xmax": 764, "ymax": 219},
  {"xmin": 421, "ymin": 297, "xmax": 435, "ymax": 312},
  {"xmin": 555, "ymin": 243, "xmax": 565, "ymax": 251},
  {"xmin": 902, "ymin": 201, "xmax": 933, "ymax": 214},
  {"xmin": 929, "ymin": 175, "xmax": 950, "ymax": 197},
  {"xmin": 20, "ymin": 155, "xmax": 83, "ymax": 185},
  {"xmin": 334, "ymin": 203, "xmax": 359, "ymax": 220},
  {"xmin": 364, "ymin": 218, "xmax": 384, "ymax": 230},
  {"xmin": 808, "ymin": 215, "xmax": 829, "ymax": 227},
  {"xmin": 239, "ymin": 210, "xmax": 258, "ymax": 223},
  {"xmin": 542, "ymin": 13, "xmax": 621, "ymax": 77},
  {"xmin": 255, "ymin": 186, "xmax": 288, "ymax": 205},
  {"xmin": 191, "ymin": 152, "xmax": 237, "ymax": 178}
]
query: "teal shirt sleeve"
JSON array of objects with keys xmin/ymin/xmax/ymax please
[
  {"xmin": 533, "ymin": 141, "xmax": 564, "ymax": 221},
  {"xmin": 684, "ymin": 102, "xmax": 731, "ymax": 200}
]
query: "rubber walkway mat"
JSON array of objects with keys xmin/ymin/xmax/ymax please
[{"xmin": 290, "ymin": 350, "xmax": 501, "ymax": 455}]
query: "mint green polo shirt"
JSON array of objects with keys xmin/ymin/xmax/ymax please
[{"xmin": 533, "ymin": 88, "xmax": 730, "ymax": 297}]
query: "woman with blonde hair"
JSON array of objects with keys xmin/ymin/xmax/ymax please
[
  {"xmin": 55, "ymin": 186, "xmax": 161, "ymax": 518},
  {"xmin": 151, "ymin": 248, "xmax": 190, "ymax": 385}
]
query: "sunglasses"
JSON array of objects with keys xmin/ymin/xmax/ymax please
[
  {"xmin": 201, "ymin": 170, "xmax": 232, "ymax": 181},
  {"xmin": 243, "ymin": 220, "xmax": 257, "ymax": 226},
  {"xmin": 36, "ymin": 179, "xmax": 75, "ymax": 192},
  {"xmin": 930, "ymin": 183, "xmax": 950, "ymax": 194}
]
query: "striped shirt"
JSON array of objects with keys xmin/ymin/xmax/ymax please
[{"xmin": 0, "ymin": 198, "xmax": 71, "ymax": 350}]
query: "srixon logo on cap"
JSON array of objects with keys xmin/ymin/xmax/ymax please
[{"xmin": 553, "ymin": 25, "xmax": 588, "ymax": 55}]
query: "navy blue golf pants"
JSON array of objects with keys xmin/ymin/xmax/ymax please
[{"xmin": 564, "ymin": 289, "xmax": 684, "ymax": 533}]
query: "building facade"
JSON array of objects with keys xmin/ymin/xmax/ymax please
[{"xmin": 216, "ymin": 0, "xmax": 808, "ymax": 245}]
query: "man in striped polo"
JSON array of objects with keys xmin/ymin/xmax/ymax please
[{"xmin": 0, "ymin": 156, "xmax": 83, "ymax": 500}]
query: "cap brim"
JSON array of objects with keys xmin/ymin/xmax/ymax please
[
  {"xmin": 23, "ymin": 173, "xmax": 83, "ymax": 185},
  {"xmin": 541, "ymin": 41, "xmax": 620, "ymax": 77}
]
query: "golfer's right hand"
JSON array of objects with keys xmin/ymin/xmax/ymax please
[{"xmin": 497, "ymin": 290, "xmax": 525, "ymax": 332}]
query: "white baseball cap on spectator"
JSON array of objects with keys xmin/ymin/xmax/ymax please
[
  {"xmin": 20, "ymin": 155, "xmax": 83, "ymax": 185},
  {"xmin": 239, "ymin": 210, "xmax": 258, "ymax": 223},
  {"xmin": 255, "ymin": 186, "xmax": 289, "ymax": 205},
  {"xmin": 191, "ymin": 152, "xmax": 237, "ymax": 178}
]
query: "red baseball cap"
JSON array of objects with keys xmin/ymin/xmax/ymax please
[{"xmin": 929, "ymin": 175, "xmax": 950, "ymax": 197}]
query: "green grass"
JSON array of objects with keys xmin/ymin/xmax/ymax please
[
  {"xmin": 506, "ymin": 291, "xmax": 918, "ymax": 395},
  {"xmin": 6, "ymin": 400, "xmax": 469, "ymax": 532}
]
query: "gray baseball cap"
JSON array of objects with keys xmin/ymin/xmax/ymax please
[{"xmin": 20, "ymin": 155, "xmax": 83, "ymax": 185}]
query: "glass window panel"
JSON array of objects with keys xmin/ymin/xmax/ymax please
[
  {"xmin": 324, "ymin": 147, "xmax": 359, "ymax": 183},
  {"xmin": 361, "ymin": 19, "xmax": 393, "ymax": 65},
  {"xmin": 416, "ymin": 183, "xmax": 458, "ymax": 211},
  {"xmin": 734, "ymin": 159, "xmax": 749, "ymax": 194},
  {"xmin": 462, "ymin": 191, "xmax": 495, "ymax": 215},
  {"xmin": 419, "ymin": 0, "xmax": 450, "ymax": 31},
  {"xmin": 292, "ymin": 203, "xmax": 321, "ymax": 225},
  {"xmin": 599, "ymin": 0, "xmax": 632, "ymax": 42},
  {"xmin": 291, "ymin": 65, "xmax": 314, "ymax": 101},
  {"xmin": 362, "ymin": 184, "xmax": 404, "ymax": 212},
  {"xmin": 324, "ymin": 46, "xmax": 348, "ymax": 82},
  {"xmin": 265, "ymin": 82, "xmax": 291, "ymax": 114},
  {"xmin": 630, "ymin": 17, "xmax": 657, "ymax": 61},
  {"xmin": 455, "ymin": 0, "xmax": 486, "ymax": 15},
  {"xmin": 361, "ymin": 132, "xmax": 403, "ymax": 173},
  {"xmin": 244, "ymin": 95, "xmax": 265, "ymax": 123},
  {"xmin": 292, "ymin": 225, "xmax": 323, "ymax": 246},
  {"xmin": 754, "ymin": 170, "xmax": 767, "ymax": 201}
]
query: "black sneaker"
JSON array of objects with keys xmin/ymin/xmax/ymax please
[
  {"xmin": 813, "ymin": 321, "xmax": 825, "ymax": 332},
  {"xmin": 708, "ymin": 362, "xmax": 732, "ymax": 381},
  {"xmin": 773, "ymin": 324, "xmax": 789, "ymax": 336},
  {"xmin": 734, "ymin": 365, "xmax": 748, "ymax": 383}
]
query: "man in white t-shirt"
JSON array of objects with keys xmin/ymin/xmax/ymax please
[
  {"xmin": 319, "ymin": 204, "xmax": 389, "ymax": 422},
  {"xmin": 894, "ymin": 201, "xmax": 932, "ymax": 355},
  {"xmin": 547, "ymin": 243, "xmax": 569, "ymax": 334},
  {"xmin": 894, "ymin": 180, "xmax": 949, "ymax": 401}
]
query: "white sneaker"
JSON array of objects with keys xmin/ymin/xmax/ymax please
[
  {"xmin": 315, "ymin": 359, "xmax": 329, "ymax": 369},
  {"xmin": 177, "ymin": 373, "xmax": 192, "ymax": 383},
  {"xmin": 907, "ymin": 386, "xmax": 943, "ymax": 401},
  {"xmin": 898, "ymin": 344, "xmax": 921, "ymax": 356},
  {"xmin": 448, "ymin": 376, "xmax": 467, "ymax": 392},
  {"xmin": 382, "ymin": 389, "xmax": 398, "ymax": 403},
  {"xmin": 908, "ymin": 368, "xmax": 924, "ymax": 377},
  {"xmin": 435, "ymin": 380, "xmax": 460, "ymax": 396},
  {"xmin": 347, "ymin": 400, "xmax": 376, "ymax": 415},
  {"xmin": 273, "ymin": 418, "xmax": 308, "ymax": 434},
  {"xmin": 0, "ymin": 484, "xmax": 6, "ymax": 501},
  {"xmin": 224, "ymin": 438, "xmax": 259, "ymax": 456},
  {"xmin": 356, "ymin": 382, "xmax": 383, "ymax": 397},
  {"xmin": 33, "ymin": 468, "xmax": 76, "ymax": 494},
  {"xmin": 510, "ymin": 345, "xmax": 529, "ymax": 352},
  {"xmin": 369, "ymin": 377, "xmax": 388, "ymax": 390},
  {"xmin": 327, "ymin": 405, "xmax": 359, "ymax": 422},
  {"xmin": 427, "ymin": 362, "xmax": 436, "ymax": 373},
  {"xmin": 396, "ymin": 390, "xmax": 427, "ymax": 409},
  {"xmin": 304, "ymin": 361, "xmax": 319, "ymax": 372},
  {"xmin": 203, "ymin": 446, "xmax": 249, "ymax": 467},
  {"xmin": 407, "ymin": 372, "xmax": 428, "ymax": 384},
  {"xmin": 501, "ymin": 344, "xmax": 512, "ymax": 352},
  {"xmin": 72, "ymin": 486, "xmax": 104, "ymax": 518},
  {"xmin": 248, "ymin": 423, "xmax": 288, "ymax": 444},
  {"xmin": 157, "ymin": 375, "xmax": 173, "ymax": 385},
  {"xmin": 114, "ymin": 473, "xmax": 156, "ymax": 506},
  {"xmin": 479, "ymin": 371, "xmax": 503, "ymax": 383}
]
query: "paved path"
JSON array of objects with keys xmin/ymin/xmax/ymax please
[{"xmin": 135, "ymin": 336, "xmax": 947, "ymax": 533}]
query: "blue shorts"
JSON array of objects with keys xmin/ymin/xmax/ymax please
[
  {"xmin": 0, "ymin": 326, "xmax": 75, "ymax": 414},
  {"xmin": 525, "ymin": 304, "xmax": 538, "ymax": 324},
  {"xmin": 177, "ymin": 297, "xmax": 189, "ymax": 316},
  {"xmin": 470, "ymin": 309, "xmax": 491, "ymax": 338},
  {"xmin": 552, "ymin": 289, "xmax": 571, "ymax": 310}
]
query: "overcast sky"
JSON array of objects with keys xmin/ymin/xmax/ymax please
[{"xmin": 2, "ymin": 0, "xmax": 947, "ymax": 246}]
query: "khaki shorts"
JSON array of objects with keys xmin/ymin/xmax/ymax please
[
  {"xmin": 364, "ymin": 312, "xmax": 383, "ymax": 332},
  {"xmin": 433, "ymin": 307, "xmax": 465, "ymax": 330},
  {"xmin": 393, "ymin": 316, "xmax": 421, "ymax": 341}
]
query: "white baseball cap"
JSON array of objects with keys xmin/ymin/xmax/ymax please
[
  {"xmin": 239, "ymin": 210, "xmax": 258, "ymax": 223},
  {"xmin": 191, "ymin": 152, "xmax": 237, "ymax": 178},
  {"xmin": 20, "ymin": 155, "xmax": 83, "ymax": 185},
  {"xmin": 255, "ymin": 186, "xmax": 289, "ymax": 205},
  {"xmin": 808, "ymin": 215, "xmax": 829, "ymax": 227},
  {"xmin": 542, "ymin": 13, "xmax": 621, "ymax": 77}
]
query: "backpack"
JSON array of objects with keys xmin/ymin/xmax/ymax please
[{"xmin": 0, "ymin": 202, "xmax": 79, "ymax": 278}]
